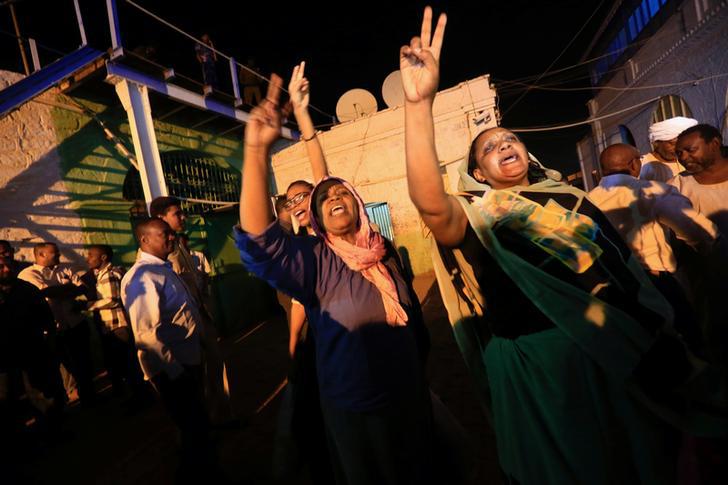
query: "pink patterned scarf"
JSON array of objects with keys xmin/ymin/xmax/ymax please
[{"xmin": 310, "ymin": 177, "xmax": 408, "ymax": 326}]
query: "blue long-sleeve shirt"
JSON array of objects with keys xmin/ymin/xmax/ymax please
[{"xmin": 234, "ymin": 222, "xmax": 428, "ymax": 412}]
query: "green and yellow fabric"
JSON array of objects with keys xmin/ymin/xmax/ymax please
[{"xmin": 431, "ymin": 173, "xmax": 728, "ymax": 484}]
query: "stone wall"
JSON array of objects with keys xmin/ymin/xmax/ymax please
[{"xmin": 0, "ymin": 71, "xmax": 87, "ymax": 266}]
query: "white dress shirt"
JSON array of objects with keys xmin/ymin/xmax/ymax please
[
  {"xmin": 121, "ymin": 251, "xmax": 202, "ymax": 380},
  {"xmin": 18, "ymin": 263, "xmax": 85, "ymax": 330},
  {"xmin": 589, "ymin": 174, "xmax": 718, "ymax": 272}
]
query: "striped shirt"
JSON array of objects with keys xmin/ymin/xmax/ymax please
[{"xmin": 88, "ymin": 263, "xmax": 129, "ymax": 333}]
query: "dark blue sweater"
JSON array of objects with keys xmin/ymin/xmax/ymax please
[{"xmin": 234, "ymin": 223, "xmax": 428, "ymax": 412}]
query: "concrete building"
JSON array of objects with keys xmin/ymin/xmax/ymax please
[{"xmin": 577, "ymin": 0, "xmax": 728, "ymax": 189}]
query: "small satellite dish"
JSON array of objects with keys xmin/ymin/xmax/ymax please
[
  {"xmin": 382, "ymin": 70, "xmax": 404, "ymax": 108},
  {"xmin": 336, "ymin": 89, "xmax": 378, "ymax": 122}
]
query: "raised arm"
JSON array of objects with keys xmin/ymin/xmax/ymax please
[
  {"xmin": 239, "ymin": 74, "xmax": 283, "ymax": 235},
  {"xmin": 289, "ymin": 62, "xmax": 329, "ymax": 183},
  {"xmin": 401, "ymin": 7, "xmax": 467, "ymax": 247}
]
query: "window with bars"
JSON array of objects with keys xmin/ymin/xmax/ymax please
[
  {"xmin": 650, "ymin": 95, "xmax": 693, "ymax": 124},
  {"xmin": 123, "ymin": 150, "xmax": 240, "ymax": 214},
  {"xmin": 365, "ymin": 202, "xmax": 395, "ymax": 242}
]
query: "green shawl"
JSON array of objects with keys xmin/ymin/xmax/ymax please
[{"xmin": 432, "ymin": 178, "xmax": 728, "ymax": 436}]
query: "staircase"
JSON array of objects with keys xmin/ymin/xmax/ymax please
[{"xmin": 0, "ymin": 45, "xmax": 104, "ymax": 118}]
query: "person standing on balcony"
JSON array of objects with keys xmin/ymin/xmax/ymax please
[
  {"xmin": 240, "ymin": 57, "xmax": 263, "ymax": 107},
  {"xmin": 195, "ymin": 33, "xmax": 218, "ymax": 91}
]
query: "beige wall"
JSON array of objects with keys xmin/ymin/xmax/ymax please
[
  {"xmin": 0, "ymin": 71, "xmax": 87, "ymax": 266},
  {"xmin": 271, "ymin": 76, "xmax": 498, "ymax": 275}
]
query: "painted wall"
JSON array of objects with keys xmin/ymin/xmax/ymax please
[
  {"xmin": 0, "ymin": 70, "xmax": 242, "ymax": 269},
  {"xmin": 1, "ymin": 71, "xmax": 88, "ymax": 267},
  {"xmin": 0, "ymin": 69, "xmax": 283, "ymax": 333},
  {"xmin": 271, "ymin": 76, "xmax": 498, "ymax": 275}
]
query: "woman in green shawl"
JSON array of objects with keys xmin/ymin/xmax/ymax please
[{"xmin": 400, "ymin": 7, "xmax": 726, "ymax": 485}]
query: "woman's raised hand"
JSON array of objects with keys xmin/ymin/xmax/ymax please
[
  {"xmin": 288, "ymin": 61, "xmax": 310, "ymax": 111},
  {"xmin": 244, "ymin": 73, "xmax": 283, "ymax": 149},
  {"xmin": 399, "ymin": 6, "xmax": 447, "ymax": 104}
]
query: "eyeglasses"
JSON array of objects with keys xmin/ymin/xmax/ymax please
[{"xmin": 283, "ymin": 191, "xmax": 310, "ymax": 210}]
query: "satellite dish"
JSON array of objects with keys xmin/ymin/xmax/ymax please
[
  {"xmin": 382, "ymin": 70, "xmax": 404, "ymax": 108},
  {"xmin": 336, "ymin": 88, "xmax": 378, "ymax": 122}
]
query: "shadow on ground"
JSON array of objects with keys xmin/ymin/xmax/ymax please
[{"xmin": 17, "ymin": 272, "xmax": 501, "ymax": 484}]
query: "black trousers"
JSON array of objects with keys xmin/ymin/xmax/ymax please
[
  {"xmin": 320, "ymin": 384, "xmax": 435, "ymax": 485},
  {"xmin": 55, "ymin": 321, "xmax": 95, "ymax": 403},
  {"xmin": 151, "ymin": 365, "xmax": 213, "ymax": 481},
  {"xmin": 101, "ymin": 326, "xmax": 145, "ymax": 396},
  {"xmin": 290, "ymin": 337, "xmax": 335, "ymax": 484},
  {"xmin": 648, "ymin": 271, "xmax": 702, "ymax": 354}
]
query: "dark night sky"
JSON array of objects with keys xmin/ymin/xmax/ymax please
[{"xmin": 1, "ymin": 0, "xmax": 613, "ymax": 174}]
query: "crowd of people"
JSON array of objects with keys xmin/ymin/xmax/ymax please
[
  {"xmin": 0, "ymin": 196, "xmax": 231, "ymax": 482},
  {"xmin": 3, "ymin": 6, "xmax": 728, "ymax": 485},
  {"xmin": 237, "ymin": 7, "xmax": 728, "ymax": 484}
]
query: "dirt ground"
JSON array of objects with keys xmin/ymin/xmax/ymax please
[{"xmin": 14, "ymin": 272, "xmax": 501, "ymax": 485}]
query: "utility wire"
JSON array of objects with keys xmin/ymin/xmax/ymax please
[
  {"xmin": 498, "ymin": 72, "xmax": 728, "ymax": 93},
  {"xmin": 493, "ymin": 23, "xmax": 695, "ymax": 98},
  {"xmin": 501, "ymin": 0, "xmax": 607, "ymax": 117},
  {"xmin": 0, "ymin": 27, "xmax": 70, "ymax": 56},
  {"xmin": 510, "ymin": 95, "xmax": 662, "ymax": 133},
  {"xmin": 495, "ymin": 20, "xmax": 683, "ymax": 88},
  {"xmin": 124, "ymin": 0, "xmax": 334, "ymax": 119}
]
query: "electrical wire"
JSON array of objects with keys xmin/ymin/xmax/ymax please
[
  {"xmin": 0, "ymin": 27, "xmax": 70, "ymax": 57},
  {"xmin": 497, "ymin": 72, "xmax": 728, "ymax": 93},
  {"xmin": 501, "ymin": 0, "xmax": 607, "ymax": 117},
  {"xmin": 124, "ymin": 0, "xmax": 334, "ymax": 118},
  {"xmin": 494, "ymin": 20, "xmax": 684, "ymax": 88},
  {"xmin": 510, "ymin": 95, "xmax": 662, "ymax": 133}
]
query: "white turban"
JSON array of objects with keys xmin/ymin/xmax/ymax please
[{"xmin": 649, "ymin": 116, "xmax": 698, "ymax": 143}]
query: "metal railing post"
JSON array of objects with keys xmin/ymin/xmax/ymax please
[{"xmin": 73, "ymin": 0, "xmax": 87, "ymax": 46}]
